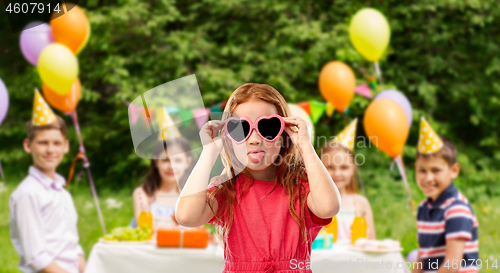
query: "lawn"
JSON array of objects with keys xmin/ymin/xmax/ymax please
[{"xmin": 0, "ymin": 168, "xmax": 498, "ymax": 273}]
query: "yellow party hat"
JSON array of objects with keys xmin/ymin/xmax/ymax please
[
  {"xmin": 335, "ymin": 118, "xmax": 357, "ymax": 151},
  {"xmin": 158, "ymin": 107, "xmax": 181, "ymax": 141},
  {"xmin": 417, "ymin": 117, "xmax": 443, "ymax": 154},
  {"xmin": 32, "ymin": 89, "xmax": 57, "ymax": 126}
]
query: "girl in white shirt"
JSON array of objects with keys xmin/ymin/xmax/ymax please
[{"xmin": 132, "ymin": 137, "xmax": 194, "ymax": 229}]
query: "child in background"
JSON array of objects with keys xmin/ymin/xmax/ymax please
[
  {"xmin": 320, "ymin": 119, "xmax": 376, "ymax": 242},
  {"xmin": 132, "ymin": 137, "xmax": 194, "ymax": 229},
  {"xmin": 9, "ymin": 91, "xmax": 86, "ymax": 273},
  {"xmin": 132, "ymin": 108, "xmax": 194, "ymax": 229},
  {"xmin": 176, "ymin": 83, "xmax": 341, "ymax": 272},
  {"xmin": 413, "ymin": 117, "xmax": 479, "ymax": 273}
]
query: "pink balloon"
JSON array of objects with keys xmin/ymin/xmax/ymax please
[{"xmin": 20, "ymin": 22, "xmax": 54, "ymax": 66}]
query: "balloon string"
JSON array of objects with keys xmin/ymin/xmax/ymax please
[
  {"xmin": 71, "ymin": 111, "xmax": 86, "ymax": 155},
  {"xmin": 374, "ymin": 62, "xmax": 383, "ymax": 83},
  {"xmin": 394, "ymin": 155, "xmax": 415, "ymax": 214},
  {"xmin": 389, "ymin": 159, "xmax": 395, "ymax": 171},
  {"xmin": 0, "ymin": 157, "xmax": 5, "ymax": 182},
  {"xmin": 69, "ymin": 111, "xmax": 107, "ymax": 235},
  {"xmin": 66, "ymin": 152, "xmax": 86, "ymax": 188}
]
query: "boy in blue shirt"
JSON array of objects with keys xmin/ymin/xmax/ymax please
[{"xmin": 413, "ymin": 118, "xmax": 478, "ymax": 273}]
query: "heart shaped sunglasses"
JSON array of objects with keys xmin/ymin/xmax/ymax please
[{"xmin": 223, "ymin": 114, "xmax": 285, "ymax": 143}]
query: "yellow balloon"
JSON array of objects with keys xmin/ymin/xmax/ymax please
[
  {"xmin": 349, "ymin": 8, "xmax": 390, "ymax": 62},
  {"xmin": 37, "ymin": 43, "xmax": 79, "ymax": 95}
]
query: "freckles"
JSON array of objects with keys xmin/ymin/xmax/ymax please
[
  {"xmin": 234, "ymin": 144, "xmax": 247, "ymax": 156},
  {"xmin": 231, "ymin": 144, "xmax": 248, "ymax": 164},
  {"xmin": 265, "ymin": 139, "xmax": 281, "ymax": 151},
  {"xmin": 264, "ymin": 142, "xmax": 281, "ymax": 156}
]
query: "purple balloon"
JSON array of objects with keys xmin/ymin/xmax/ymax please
[
  {"xmin": 374, "ymin": 89, "xmax": 413, "ymax": 127},
  {"xmin": 407, "ymin": 249, "xmax": 419, "ymax": 262},
  {"xmin": 20, "ymin": 22, "xmax": 54, "ymax": 66},
  {"xmin": 0, "ymin": 78, "xmax": 8, "ymax": 126}
]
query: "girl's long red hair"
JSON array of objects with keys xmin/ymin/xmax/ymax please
[{"xmin": 206, "ymin": 83, "xmax": 310, "ymax": 251}]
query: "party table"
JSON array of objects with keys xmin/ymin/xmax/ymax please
[{"xmin": 85, "ymin": 241, "xmax": 410, "ymax": 273}]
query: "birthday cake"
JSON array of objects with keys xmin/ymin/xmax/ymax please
[{"xmin": 353, "ymin": 238, "xmax": 401, "ymax": 251}]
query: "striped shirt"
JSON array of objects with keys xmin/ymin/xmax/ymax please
[{"xmin": 417, "ymin": 183, "xmax": 479, "ymax": 273}]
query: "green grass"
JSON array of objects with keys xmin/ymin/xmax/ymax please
[{"xmin": 0, "ymin": 169, "xmax": 498, "ymax": 273}]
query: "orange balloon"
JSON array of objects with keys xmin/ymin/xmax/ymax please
[
  {"xmin": 318, "ymin": 61, "xmax": 356, "ymax": 113},
  {"xmin": 43, "ymin": 78, "xmax": 81, "ymax": 113},
  {"xmin": 363, "ymin": 98, "xmax": 409, "ymax": 158},
  {"xmin": 50, "ymin": 4, "xmax": 90, "ymax": 54}
]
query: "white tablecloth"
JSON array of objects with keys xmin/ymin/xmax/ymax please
[{"xmin": 85, "ymin": 241, "xmax": 410, "ymax": 273}]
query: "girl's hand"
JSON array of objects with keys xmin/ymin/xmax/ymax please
[
  {"xmin": 283, "ymin": 116, "xmax": 313, "ymax": 153},
  {"xmin": 199, "ymin": 120, "xmax": 225, "ymax": 154}
]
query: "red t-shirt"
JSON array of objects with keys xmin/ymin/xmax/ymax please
[{"xmin": 207, "ymin": 175, "xmax": 332, "ymax": 272}]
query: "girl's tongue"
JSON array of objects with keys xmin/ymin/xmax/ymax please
[{"xmin": 248, "ymin": 150, "xmax": 265, "ymax": 163}]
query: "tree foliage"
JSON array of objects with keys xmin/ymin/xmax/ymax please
[{"xmin": 0, "ymin": 0, "xmax": 498, "ymax": 196}]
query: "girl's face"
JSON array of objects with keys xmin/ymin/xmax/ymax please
[
  {"xmin": 155, "ymin": 145, "xmax": 192, "ymax": 185},
  {"xmin": 230, "ymin": 98, "xmax": 282, "ymax": 172},
  {"xmin": 321, "ymin": 149, "xmax": 355, "ymax": 191}
]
